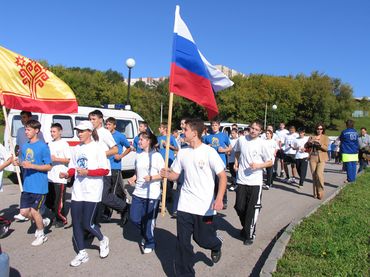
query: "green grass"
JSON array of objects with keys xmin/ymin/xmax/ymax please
[
  {"xmin": 0, "ymin": 125, "xmax": 4, "ymax": 143},
  {"xmin": 326, "ymin": 116, "xmax": 370, "ymax": 136},
  {"xmin": 273, "ymin": 169, "xmax": 370, "ymax": 277}
]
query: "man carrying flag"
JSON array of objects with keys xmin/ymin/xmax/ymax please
[{"xmin": 160, "ymin": 6, "xmax": 232, "ymax": 276}]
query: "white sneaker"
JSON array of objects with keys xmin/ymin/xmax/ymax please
[
  {"xmin": 99, "ymin": 236, "xmax": 109, "ymax": 258},
  {"xmin": 14, "ymin": 213, "xmax": 29, "ymax": 221},
  {"xmin": 43, "ymin": 217, "xmax": 51, "ymax": 228},
  {"xmin": 143, "ymin": 248, "xmax": 153, "ymax": 254},
  {"xmin": 31, "ymin": 234, "xmax": 48, "ymax": 246},
  {"xmin": 70, "ymin": 251, "xmax": 89, "ymax": 267},
  {"xmin": 141, "ymin": 238, "xmax": 145, "ymax": 247}
]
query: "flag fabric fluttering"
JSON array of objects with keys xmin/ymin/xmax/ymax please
[
  {"xmin": 169, "ymin": 5, "xmax": 234, "ymax": 119},
  {"xmin": 0, "ymin": 45, "xmax": 78, "ymax": 114}
]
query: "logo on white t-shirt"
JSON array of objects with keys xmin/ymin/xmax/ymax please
[
  {"xmin": 198, "ymin": 159, "xmax": 205, "ymax": 169},
  {"xmin": 77, "ymin": 155, "xmax": 88, "ymax": 169}
]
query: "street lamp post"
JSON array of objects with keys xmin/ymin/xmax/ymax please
[
  {"xmin": 125, "ymin": 58, "xmax": 136, "ymax": 110},
  {"xmin": 272, "ymin": 104, "xmax": 277, "ymax": 129}
]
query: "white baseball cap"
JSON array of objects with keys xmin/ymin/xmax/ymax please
[{"xmin": 74, "ymin": 121, "xmax": 93, "ymax": 131}]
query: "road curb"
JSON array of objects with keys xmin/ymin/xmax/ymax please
[{"xmin": 259, "ymin": 182, "xmax": 348, "ymax": 277}]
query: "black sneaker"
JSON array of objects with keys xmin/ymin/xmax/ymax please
[
  {"xmin": 262, "ymin": 184, "xmax": 270, "ymax": 190},
  {"xmin": 243, "ymin": 239, "xmax": 254, "ymax": 245},
  {"xmin": 54, "ymin": 221, "xmax": 65, "ymax": 228},
  {"xmin": 222, "ymin": 203, "xmax": 228, "ymax": 210},
  {"xmin": 211, "ymin": 249, "xmax": 222, "ymax": 263}
]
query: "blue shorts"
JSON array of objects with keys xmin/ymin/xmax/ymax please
[{"xmin": 20, "ymin": 192, "xmax": 46, "ymax": 210}]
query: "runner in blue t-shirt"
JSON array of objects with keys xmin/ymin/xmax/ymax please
[
  {"xmin": 157, "ymin": 122, "xmax": 179, "ymax": 166},
  {"xmin": 105, "ymin": 117, "xmax": 131, "ymax": 225},
  {"xmin": 204, "ymin": 120, "xmax": 231, "ymax": 208},
  {"xmin": 16, "ymin": 119, "xmax": 52, "ymax": 246},
  {"xmin": 157, "ymin": 122, "xmax": 179, "ymax": 212}
]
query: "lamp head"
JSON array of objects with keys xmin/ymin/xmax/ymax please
[{"xmin": 126, "ymin": 58, "xmax": 136, "ymax": 69}]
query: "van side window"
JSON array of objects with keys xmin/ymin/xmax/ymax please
[
  {"xmin": 224, "ymin": 127, "xmax": 231, "ymax": 136},
  {"xmin": 115, "ymin": 120, "xmax": 134, "ymax": 139},
  {"xmin": 52, "ymin": 116, "xmax": 73, "ymax": 138},
  {"xmin": 11, "ymin": 115, "xmax": 39, "ymax": 137},
  {"xmin": 75, "ymin": 117, "xmax": 88, "ymax": 126}
]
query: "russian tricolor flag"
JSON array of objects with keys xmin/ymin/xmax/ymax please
[{"xmin": 169, "ymin": 6, "xmax": 234, "ymax": 119}]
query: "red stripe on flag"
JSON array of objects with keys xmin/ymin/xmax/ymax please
[
  {"xmin": 3, "ymin": 94, "xmax": 78, "ymax": 114},
  {"xmin": 169, "ymin": 63, "xmax": 218, "ymax": 119}
]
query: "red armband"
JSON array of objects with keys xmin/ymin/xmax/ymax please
[
  {"xmin": 67, "ymin": 168, "xmax": 76, "ymax": 177},
  {"xmin": 87, "ymin": 168, "xmax": 109, "ymax": 177}
]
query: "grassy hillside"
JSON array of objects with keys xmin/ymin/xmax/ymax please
[{"xmin": 326, "ymin": 116, "xmax": 370, "ymax": 136}]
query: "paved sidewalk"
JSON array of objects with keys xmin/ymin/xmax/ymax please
[{"xmin": 0, "ymin": 161, "xmax": 347, "ymax": 277}]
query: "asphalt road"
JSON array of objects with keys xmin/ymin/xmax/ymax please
[{"xmin": 0, "ymin": 161, "xmax": 347, "ymax": 277}]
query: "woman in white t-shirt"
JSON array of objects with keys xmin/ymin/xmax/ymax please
[
  {"xmin": 263, "ymin": 130, "xmax": 278, "ymax": 189},
  {"xmin": 128, "ymin": 132, "xmax": 164, "ymax": 254},
  {"xmin": 60, "ymin": 121, "xmax": 110, "ymax": 267},
  {"xmin": 292, "ymin": 128, "xmax": 309, "ymax": 187}
]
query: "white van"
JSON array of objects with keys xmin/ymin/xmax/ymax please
[{"xmin": 4, "ymin": 106, "xmax": 146, "ymax": 174}]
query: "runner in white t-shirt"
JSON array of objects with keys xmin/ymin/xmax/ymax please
[
  {"xmin": 60, "ymin": 121, "xmax": 110, "ymax": 267},
  {"xmin": 161, "ymin": 118, "xmax": 227, "ymax": 276},
  {"xmin": 275, "ymin": 122, "xmax": 289, "ymax": 178},
  {"xmin": 292, "ymin": 128, "xmax": 309, "ymax": 187},
  {"xmin": 0, "ymin": 144, "xmax": 13, "ymax": 192},
  {"xmin": 234, "ymin": 121, "xmax": 273, "ymax": 245},
  {"xmin": 128, "ymin": 132, "xmax": 164, "ymax": 254},
  {"xmin": 262, "ymin": 129, "xmax": 278, "ymax": 190},
  {"xmin": 227, "ymin": 128, "xmax": 239, "ymax": 191},
  {"xmin": 89, "ymin": 110, "xmax": 126, "ymax": 224},
  {"xmin": 46, "ymin": 123, "xmax": 71, "ymax": 227},
  {"xmin": 283, "ymin": 126, "xmax": 299, "ymax": 184}
]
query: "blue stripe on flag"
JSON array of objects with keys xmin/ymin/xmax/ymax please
[{"xmin": 171, "ymin": 35, "xmax": 209, "ymax": 80}]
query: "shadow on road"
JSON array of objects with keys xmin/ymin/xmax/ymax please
[
  {"xmin": 215, "ymin": 214, "xmax": 243, "ymax": 241},
  {"xmin": 249, "ymin": 223, "xmax": 290, "ymax": 277},
  {"xmin": 324, "ymin": 168, "xmax": 346, "ymax": 174},
  {"xmin": 271, "ymin": 184, "xmax": 313, "ymax": 198}
]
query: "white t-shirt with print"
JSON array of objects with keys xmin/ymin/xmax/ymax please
[
  {"xmin": 293, "ymin": 136, "xmax": 309, "ymax": 159},
  {"xmin": 235, "ymin": 136, "xmax": 273, "ymax": 186},
  {"xmin": 284, "ymin": 133, "xmax": 299, "ymax": 154},
  {"xmin": 48, "ymin": 139, "xmax": 71, "ymax": 184},
  {"xmin": 171, "ymin": 144, "xmax": 225, "ymax": 216},
  {"xmin": 133, "ymin": 151, "xmax": 165, "ymax": 200},
  {"xmin": 96, "ymin": 127, "xmax": 117, "ymax": 175},
  {"xmin": 0, "ymin": 144, "xmax": 10, "ymax": 191},
  {"xmin": 69, "ymin": 141, "xmax": 109, "ymax": 202}
]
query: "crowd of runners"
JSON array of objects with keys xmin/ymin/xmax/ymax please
[{"xmin": 0, "ymin": 109, "xmax": 369, "ymax": 276}]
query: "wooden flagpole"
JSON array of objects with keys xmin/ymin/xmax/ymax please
[
  {"xmin": 2, "ymin": 106, "xmax": 23, "ymax": 192},
  {"xmin": 160, "ymin": 92, "xmax": 174, "ymax": 216}
]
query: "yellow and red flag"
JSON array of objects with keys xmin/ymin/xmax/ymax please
[{"xmin": 0, "ymin": 45, "xmax": 77, "ymax": 113}]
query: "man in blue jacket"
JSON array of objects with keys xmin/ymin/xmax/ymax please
[{"xmin": 340, "ymin": 120, "xmax": 359, "ymax": 183}]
